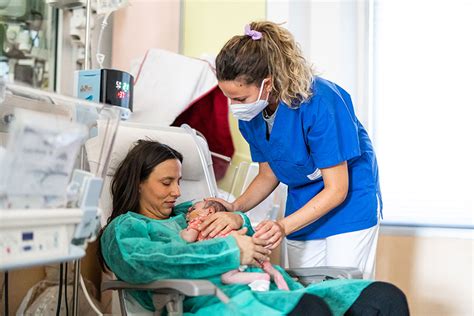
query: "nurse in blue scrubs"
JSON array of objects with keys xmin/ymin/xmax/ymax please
[{"xmin": 203, "ymin": 21, "xmax": 382, "ymax": 279}]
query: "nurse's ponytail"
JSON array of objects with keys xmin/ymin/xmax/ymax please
[{"xmin": 216, "ymin": 21, "xmax": 313, "ymax": 108}]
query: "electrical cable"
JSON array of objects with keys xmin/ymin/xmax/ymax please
[
  {"xmin": 96, "ymin": 12, "xmax": 112, "ymax": 68},
  {"xmin": 64, "ymin": 262, "xmax": 69, "ymax": 316},
  {"xmin": 80, "ymin": 275, "xmax": 103, "ymax": 315},
  {"xmin": 56, "ymin": 264, "xmax": 63, "ymax": 316},
  {"xmin": 4, "ymin": 271, "xmax": 8, "ymax": 316}
]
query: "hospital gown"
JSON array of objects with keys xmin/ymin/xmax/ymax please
[{"xmin": 101, "ymin": 203, "xmax": 372, "ymax": 315}]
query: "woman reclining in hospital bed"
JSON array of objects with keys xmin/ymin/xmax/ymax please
[
  {"xmin": 98, "ymin": 140, "xmax": 409, "ymax": 315},
  {"xmin": 181, "ymin": 200, "xmax": 289, "ymax": 291}
]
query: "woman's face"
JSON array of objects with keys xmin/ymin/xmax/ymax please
[{"xmin": 138, "ymin": 159, "xmax": 182, "ymax": 220}]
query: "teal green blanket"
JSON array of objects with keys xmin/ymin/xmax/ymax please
[{"xmin": 101, "ymin": 203, "xmax": 371, "ymax": 315}]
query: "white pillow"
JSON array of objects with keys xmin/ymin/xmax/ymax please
[
  {"xmin": 129, "ymin": 49, "xmax": 218, "ymax": 125},
  {"xmin": 85, "ymin": 123, "xmax": 215, "ymax": 224}
]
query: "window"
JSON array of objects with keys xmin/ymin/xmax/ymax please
[{"xmin": 371, "ymin": 0, "xmax": 474, "ymax": 228}]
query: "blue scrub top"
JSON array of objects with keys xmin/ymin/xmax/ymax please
[{"xmin": 239, "ymin": 77, "xmax": 382, "ymax": 240}]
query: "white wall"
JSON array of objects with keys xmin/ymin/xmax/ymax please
[
  {"xmin": 111, "ymin": 0, "xmax": 181, "ymax": 72},
  {"xmin": 267, "ymin": 0, "xmax": 370, "ymax": 127}
]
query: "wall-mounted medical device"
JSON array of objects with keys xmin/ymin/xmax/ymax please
[
  {"xmin": 0, "ymin": 0, "xmax": 56, "ymax": 88},
  {"xmin": 0, "ymin": 82, "xmax": 120, "ymax": 271},
  {"xmin": 74, "ymin": 68, "xmax": 134, "ymax": 120}
]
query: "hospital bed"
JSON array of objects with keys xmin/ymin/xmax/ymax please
[{"xmin": 86, "ymin": 122, "xmax": 362, "ymax": 316}]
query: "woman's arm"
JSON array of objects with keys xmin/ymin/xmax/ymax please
[
  {"xmin": 255, "ymin": 161, "xmax": 349, "ymax": 248},
  {"xmin": 198, "ymin": 211, "xmax": 255, "ymax": 239},
  {"xmin": 280, "ymin": 161, "xmax": 348, "ymax": 234},
  {"xmin": 204, "ymin": 162, "xmax": 279, "ymax": 213},
  {"xmin": 102, "ymin": 215, "xmax": 270, "ymax": 283},
  {"xmin": 233, "ymin": 162, "xmax": 280, "ymax": 212},
  {"xmin": 198, "ymin": 163, "xmax": 278, "ymax": 238}
]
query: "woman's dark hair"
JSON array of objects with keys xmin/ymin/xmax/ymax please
[{"xmin": 97, "ymin": 140, "xmax": 183, "ymax": 271}]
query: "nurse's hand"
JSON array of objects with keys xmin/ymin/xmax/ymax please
[
  {"xmin": 204, "ymin": 197, "xmax": 236, "ymax": 212},
  {"xmin": 199, "ymin": 211, "xmax": 242, "ymax": 238},
  {"xmin": 254, "ymin": 220, "xmax": 286, "ymax": 250},
  {"xmin": 231, "ymin": 228, "xmax": 271, "ymax": 266}
]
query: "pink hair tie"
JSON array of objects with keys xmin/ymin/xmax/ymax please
[{"xmin": 244, "ymin": 24, "xmax": 262, "ymax": 40}]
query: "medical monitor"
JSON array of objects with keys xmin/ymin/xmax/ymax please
[{"xmin": 0, "ymin": 82, "xmax": 121, "ymax": 209}]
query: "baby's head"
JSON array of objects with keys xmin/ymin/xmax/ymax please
[{"xmin": 186, "ymin": 200, "xmax": 227, "ymax": 221}]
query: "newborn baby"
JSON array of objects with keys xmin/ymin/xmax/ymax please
[
  {"xmin": 180, "ymin": 200, "xmax": 289, "ymax": 291},
  {"xmin": 180, "ymin": 200, "xmax": 229, "ymax": 241}
]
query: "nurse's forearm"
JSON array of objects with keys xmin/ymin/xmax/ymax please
[
  {"xmin": 279, "ymin": 186, "xmax": 347, "ymax": 235},
  {"xmin": 233, "ymin": 175, "xmax": 278, "ymax": 212},
  {"xmin": 233, "ymin": 166, "xmax": 279, "ymax": 212},
  {"xmin": 281, "ymin": 161, "xmax": 349, "ymax": 235}
]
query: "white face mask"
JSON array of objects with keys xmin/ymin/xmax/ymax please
[{"xmin": 230, "ymin": 79, "xmax": 269, "ymax": 121}]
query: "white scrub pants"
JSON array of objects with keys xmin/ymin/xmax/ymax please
[{"xmin": 286, "ymin": 223, "xmax": 380, "ymax": 279}]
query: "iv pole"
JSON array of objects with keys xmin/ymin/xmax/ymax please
[{"xmin": 72, "ymin": 1, "xmax": 91, "ymax": 315}]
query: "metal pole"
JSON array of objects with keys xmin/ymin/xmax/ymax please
[
  {"xmin": 72, "ymin": 260, "xmax": 81, "ymax": 316},
  {"xmin": 73, "ymin": 2, "xmax": 92, "ymax": 314},
  {"xmin": 84, "ymin": 0, "xmax": 92, "ymax": 70}
]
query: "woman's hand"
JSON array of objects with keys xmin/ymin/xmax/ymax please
[
  {"xmin": 199, "ymin": 211, "xmax": 242, "ymax": 238},
  {"xmin": 254, "ymin": 220, "xmax": 286, "ymax": 250},
  {"xmin": 231, "ymin": 228, "xmax": 271, "ymax": 266}
]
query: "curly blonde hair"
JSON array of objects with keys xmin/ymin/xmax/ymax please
[{"xmin": 216, "ymin": 21, "xmax": 313, "ymax": 108}]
